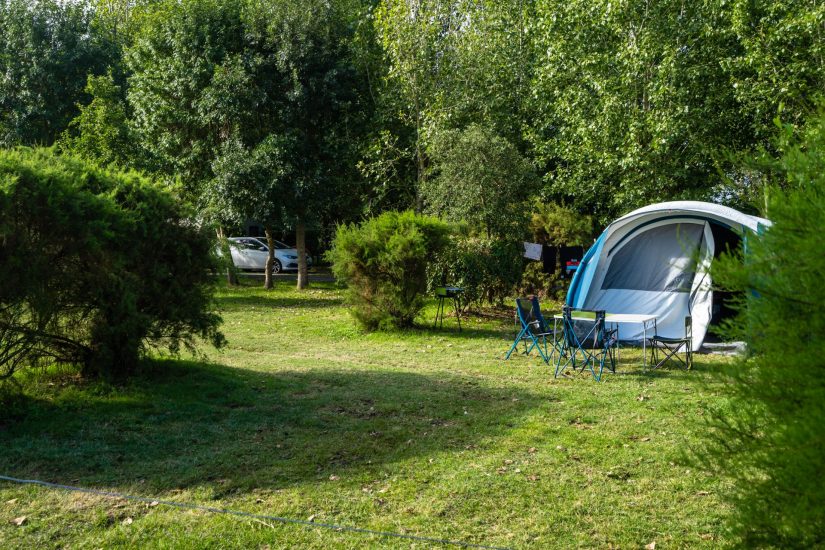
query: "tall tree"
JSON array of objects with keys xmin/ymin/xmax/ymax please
[
  {"xmin": 373, "ymin": 0, "xmax": 463, "ymax": 207},
  {"xmin": 251, "ymin": 0, "xmax": 369, "ymax": 289},
  {"xmin": 725, "ymin": 0, "xmax": 825, "ymax": 142},
  {"xmin": 429, "ymin": 0, "xmax": 536, "ymax": 148},
  {"xmin": 423, "ymin": 124, "xmax": 536, "ymax": 241},
  {"xmin": 530, "ymin": 0, "xmax": 749, "ymax": 223},
  {"xmin": 370, "ymin": 0, "xmax": 536, "ymax": 212},
  {"xmin": 128, "ymin": 0, "xmax": 370, "ymax": 289},
  {"xmin": 58, "ymin": 72, "xmax": 133, "ymax": 168},
  {"xmin": 126, "ymin": 0, "xmax": 248, "ymax": 198},
  {"xmin": 0, "ymin": 0, "xmax": 117, "ymax": 147}
]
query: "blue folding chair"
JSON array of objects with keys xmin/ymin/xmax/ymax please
[
  {"xmin": 505, "ymin": 297, "xmax": 558, "ymax": 364},
  {"xmin": 554, "ymin": 305, "xmax": 618, "ymax": 381}
]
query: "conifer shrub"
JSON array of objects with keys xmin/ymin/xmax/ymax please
[
  {"xmin": 328, "ymin": 211, "xmax": 450, "ymax": 330},
  {"xmin": 705, "ymin": 113, "xmax": 825, "ymax": 546},
  {"xmin": 0, "ymin": 148, "xmax": 224, "ymax": 382}
]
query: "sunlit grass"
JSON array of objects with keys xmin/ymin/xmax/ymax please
[{"xmin": 0, "ymin": 279, "xmax": 735, "ymax": 548}]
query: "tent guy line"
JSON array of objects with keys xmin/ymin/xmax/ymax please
[{"xmin": 0, "ymin": 474, "xmax": 511, "ymax": 550}]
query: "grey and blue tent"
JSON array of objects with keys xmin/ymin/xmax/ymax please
[{"xmin": 566, "ymin": 201, "xmax": 770, "ymax": 350}]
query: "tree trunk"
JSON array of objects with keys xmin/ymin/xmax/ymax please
[
  {"xmin": 296, "ymin": 218, "xmax": 309, "ymax": 290},
  {"xmin": 264, "ymin": 227, "xmax": 276, "ymax": 290},
  {"xmin": 216, "ymin": 226, "xmax": 238, "ymax": 286}
]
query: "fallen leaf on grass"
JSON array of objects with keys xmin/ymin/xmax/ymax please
[
  {"xmin": 637, "ymin": 395, "xmax": 649, "ymax": 402},
  {"xmin": 696, "ymin": 491, "xmax": 711, "ymax": 496},
  {"xmin": 149, "ymin": 500, "xmax": 159, "ymax": 507},
  {"xmin": 527, "ymin": 475, "xmax": 539, "ymax": 482},
  {"xmin": 122, "ymin": 517, "xmax": 133, "ymax": 526},
  {"xmin": 307, "ymin": 515, "xmax": 316, "ymax": 522},
  {"xmin": 503, "ymin": 459, "xmax": 514, "ymax": 465},
  {"xmin": 329, "ymin": 475, "xmax": 339, "ymax": 481},
  {"xmin": 11, "ymin": 516, "xmax": 26, "ymax": 526},
  {"xmin": 700, "ymin": 533, "xmax": 714, "ymax": 540},
  {"xmin": 5, "ymin": 499, "xmax": 18, "ymax": 505},
  {"xmin": 645, "ymin": 542, "xmax": 656, "ymax": 550},
  {"xmin": 528, "ymin": 447, "xmax": 537, "ymax": 454},
  {"xmin": 640, "ymin": 437, "xmax": 651, "ymax": 442}
]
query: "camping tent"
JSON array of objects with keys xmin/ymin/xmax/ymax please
[{"xmin": 566, "ymin": 201, "xmax": 770, "ymax": 350}]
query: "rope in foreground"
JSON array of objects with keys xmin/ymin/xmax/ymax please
[{"xmin": 0, "ymin": 475, "xmax": 510, "ymax": 549}]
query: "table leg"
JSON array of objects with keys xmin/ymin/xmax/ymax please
[{"xmin": 642, "ymin": 321, "xmax": 647, "ymax": 369}]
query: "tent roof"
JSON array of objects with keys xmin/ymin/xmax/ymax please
[{"xmin": 610, "ymin": 201, "xmax": 770, "ymax": 234}]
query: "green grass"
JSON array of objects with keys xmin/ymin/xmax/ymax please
[{"xmin": 0, "ymin": 280, "xmax": 735, "ymax": 548}]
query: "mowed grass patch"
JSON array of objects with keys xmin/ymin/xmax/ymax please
[{"xmin": 1, "ymin": 280, "xmax": 735, "ymax": 548}]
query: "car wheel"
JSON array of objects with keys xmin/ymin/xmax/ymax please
[{"xmin": 271, "ymin": 259, "xmax": 282, "ymax": 274}]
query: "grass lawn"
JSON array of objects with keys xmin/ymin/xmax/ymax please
[{"xmin": 0, "ymin": 279, "xmax": 736, "ymax": 548}]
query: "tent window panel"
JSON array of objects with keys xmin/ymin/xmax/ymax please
[{"xmin": 601, "ymin": 223, "xmax": 704, "ymax": 292}]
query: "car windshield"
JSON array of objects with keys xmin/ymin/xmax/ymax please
[{"xmin": 230, "ymin": 237, "xmax": 291, "ymax": 250}]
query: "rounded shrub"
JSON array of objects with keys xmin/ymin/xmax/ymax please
[{"xmin": 327, "ymin": 211, "xmax": 450, "ymax": 330}]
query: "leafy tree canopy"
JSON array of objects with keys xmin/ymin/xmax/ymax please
[
  {"xmin": 530, "ymin": 0, "xmax": 749, "ymax": 223},
  {"xmin": 423, "ymin": 124, "xmax": 537, "ymax": 241},
  {"xmin": 0, "ymin": 0, "xmax": 118, "ymax": 147}
]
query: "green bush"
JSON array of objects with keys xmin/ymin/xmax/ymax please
[
  {"xmin": 518, "ymin": 262, "xmax": 567, "ymax": 301},
  {"xmin": 327, "ymin": 211, "xmax": 450, "ymax": 330},
  {"xmin": 0, "ymin": 148, "xmax": 224, "ymax": 381},
  {"xmin": 529, "ymin": 201, "xmax": 595, "ymax": 247},
  {"xmin": 428, "ymin": 235, "xmax": 523, "ymax": 307},
  {"xmin": 704, "ymin": 113, "xmax": 825, "ymax": 546},
  {"xmin": 423, "ymin": 124, "xmax": 536, "ymax": 242}
]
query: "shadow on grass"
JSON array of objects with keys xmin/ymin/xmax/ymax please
[{"xmin": 1, "ymin": 359, "xmax": 542, "ymax": 496}]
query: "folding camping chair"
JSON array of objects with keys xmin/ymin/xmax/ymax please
[
  {"xmin": 505, "ymin": 297, "xmax": 557, "ymax": 364},
  {"xmin": 648, "ymin": 315, "xmax": 693, "ymax": 370},
  {"xmin": 554, "ymin": 306, "xmax": 618, "ymax": 381}
]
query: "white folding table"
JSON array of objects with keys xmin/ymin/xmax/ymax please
[{"xmin": 553, "ymin": 312, "xmax": 658, "ymax": 368}]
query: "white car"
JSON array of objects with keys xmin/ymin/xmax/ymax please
[{"xmin": 226, "ymin": 237, "xmax": 312, "ymax": 273}]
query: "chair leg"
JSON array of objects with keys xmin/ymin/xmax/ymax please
[
  {"xmin": 505, "ymin": 326, "xmax": 529, "ymax": 360},
  {"xmin": 651, "ymin": 341, "xmax": 691, "ymax": 370},
  {"xmin": 554, "ymin": 341, "xmax": 572, "ymax": 378}
]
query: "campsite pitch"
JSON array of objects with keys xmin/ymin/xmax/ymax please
[{"xmin": 0, "ymin": 280, "xmax": 735, "ymax": 548}]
